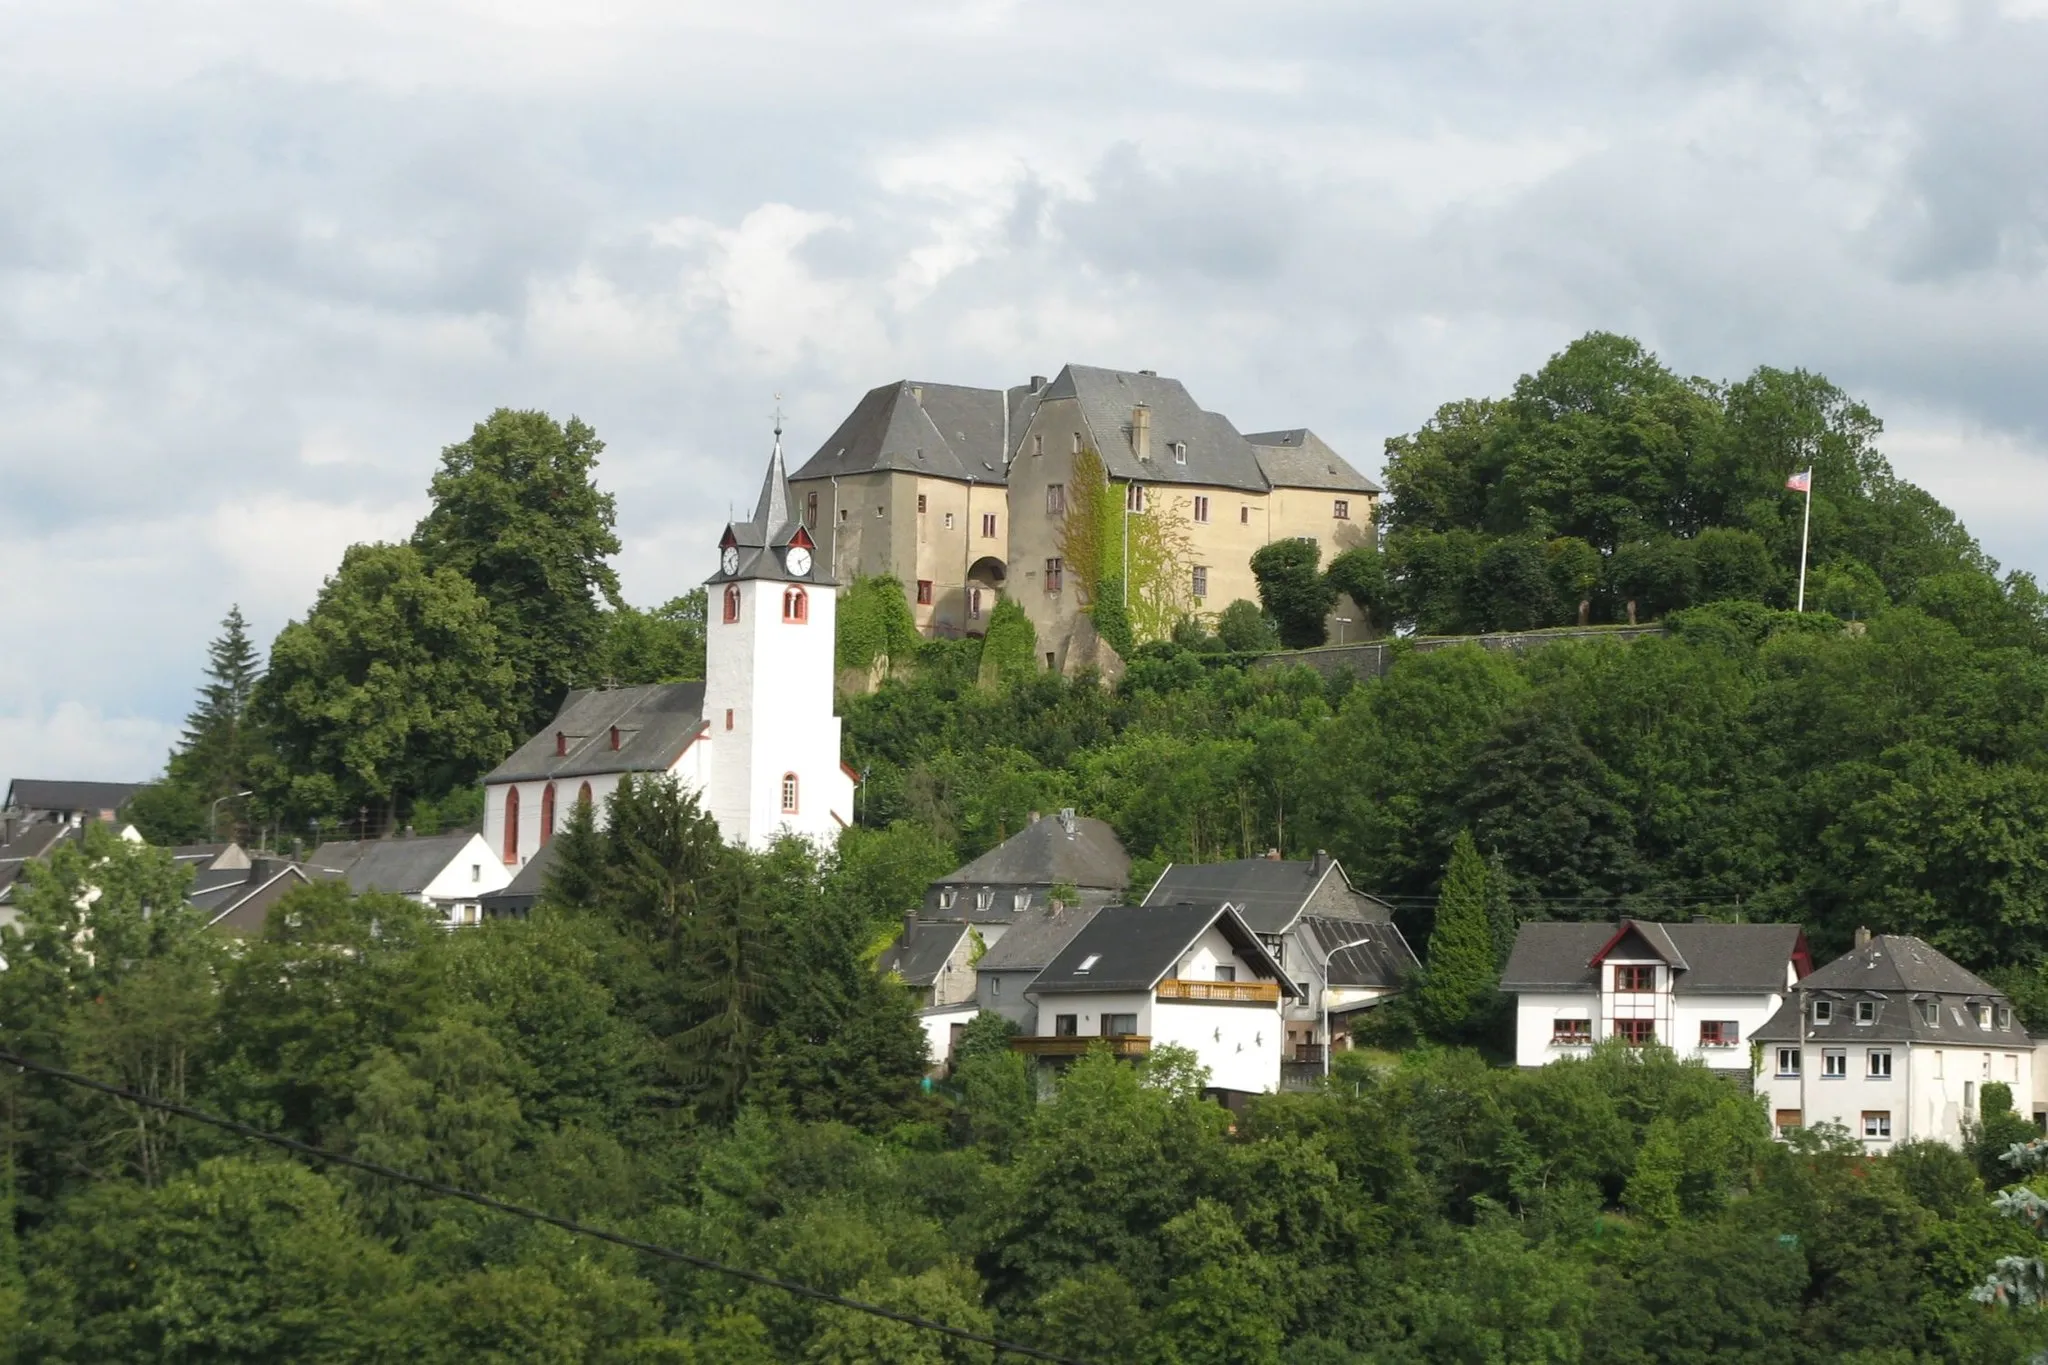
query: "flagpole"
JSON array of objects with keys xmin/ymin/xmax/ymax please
[{"xmin": 1795, "ymin": 475, "xmax": 1812, "ymax": 613}]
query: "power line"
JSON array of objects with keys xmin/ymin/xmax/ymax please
[{"xmin": 0, "ymin": 1048, "xmax": 1091, "ymax": 1365}]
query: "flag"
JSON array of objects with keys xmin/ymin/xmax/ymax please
[{"xmin": 1786, "ymin": 469, "xmax": 1812, "ymax": 493}]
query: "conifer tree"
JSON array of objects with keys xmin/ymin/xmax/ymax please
[
  {"xmin": 175, "ymin": 605, "xmax": 264, "ymax": 804},
  {"xmin": 1417, "ymin": 830, "xmax": 1501, "ymax": 1040}
]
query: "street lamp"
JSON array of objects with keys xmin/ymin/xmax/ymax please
[
  {"xmin": 210, "ymin": 790, "xmax": 254, "ymax": 841},
  {"xmin": 1318, "ymin": 933, "xmax": 1376, "ymax": 1078}
]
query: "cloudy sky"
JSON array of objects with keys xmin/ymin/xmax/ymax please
[{"xmin": 5, "ymin": 0, "xmax": 2047, "ymax": 785}]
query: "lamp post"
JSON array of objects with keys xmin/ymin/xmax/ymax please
[
  {"xmin": 1318, "ymin": 933, "xmax": 1376, "ymax": 1078},
  {"xmin": 210, "ymin": 789, "xmax": 254, "ymax": 841}
]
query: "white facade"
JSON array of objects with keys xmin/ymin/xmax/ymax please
[
  {"xmin": 1757, "ymin": 1031, "xmax": 2036, "ymax": 1151},
  {"xmin": 418, "ymin": 832, "xmax": 513, "ymax": 926},
  {"xmin": 486, "ymin": 748, "xmax": 713, "ymax": 872},
  {"xmin": 1513, "ymin": 975, "xmax": 1790, "ymax": 1072}
]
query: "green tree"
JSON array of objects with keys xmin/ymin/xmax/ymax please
[
  {"xmin": 976, "ymin": 598, "xmax": 1038, "ymax": 689},
  {"xmin": 594, "ymin": 591, "xmax": 708, "ymax": 684},
  {"xmin": 253, "ymin": 542, "xmax": 515, "ymax": 829},
  {"xmin": 1215, "ymin": 598, "xmax": 1280, "ymax": 653},
  {"xmin": 836, "ymin": 575, "xmax": 923, "ymax": 677},
  {"xmin": 1250, "ymin": 539, "xmax": 1334, "ymax": 649},
  {"xmin": 1325, "ymin": 546, "xmax": 1392, "ymax": 637},
  {"xmin": 1416, "ymin": 831, "xmax": 1501, "ymax": 1040},
  {"xmin": 412, "ymin": 409, "xmax": 623, "ymax": 732}
]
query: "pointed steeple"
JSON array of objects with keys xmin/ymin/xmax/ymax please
[{"xmin": 752, "ymin": 405, "xmax": 792, "ymax": 535}]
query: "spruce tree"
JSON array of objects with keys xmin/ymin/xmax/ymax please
[
  {"xmin": 1417, "ymin": 830, "xmax": 1501, "ymax": 1040},
  {"xmin": 156, "ymin": 605, "xmax": 266, "ymax": 838}
]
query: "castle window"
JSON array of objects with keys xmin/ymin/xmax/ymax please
[
  {"xmin": 1240, "ymin": 504, "xmax": 1250, "ymax": 524},
  {"xmin": 502, "ymin": 787, "xmax": 520, "ymax": 865},
  {"xmin": 1192, "ymin": 566, "xmax": 1208, "ymax": 598},
  {"xmin": 781, "ymin": 773, "xmax": 799, "ymax": 814},
  {"xmin": 782, "ymin": 587, "xmax": 808, "ymax": 623},
  {"xmin": 982, "ymin": 513, "xmax": 997, "ymax": 538},
  {"xmin": 918, "ymin": 494, "xmax": 928, "ymax": 514},
  {"xmin": 1125, "ymin": 484, "xmax": 1146, "ymax": 513},
  {"xmin": 969, "ymin": 587, "xmax": 984, "ymax": 619},
  {"xmin": 804, "ymin": 491, "xmax": 818, "ymax": 528},
  {"xmin": 1193, "ymin": 495, "xmax": 1209, "ymax": 523},
  {"xmin": 1047, "ymin": 484, "xmax": 1066, "ymax": 516},
  {"xmin": 944, "ymin": 512, "xmax": 954, "ymax": 530},
  {"xmin": 1552, "ymin": 1019, "xmax": 1592, "ymax": 1045},
  {"xmin": 917, "ymin": 580, "xmax": 934, "ymax": 605},
  {"xmin": 1044, "ymin": 558, "xmax": 1063, "ymax": 593},
  {"xmin": 1333, "ymin": 499, "xmax": 1351, "ymax": 520},
  {"xmin": 723, "ymin": 585, "xmax": 741, "ymax": 623},
  {"xmin": 1071, "ymin": 433, "xmax": 1082, "ymax": 454},
  {"xmin": 540, "ymin": 783, "xmax": 557, "ymax": 846},
  {"xmin": 1033, "ymin": 433, "xmax": 1043, "ymax": 456}
]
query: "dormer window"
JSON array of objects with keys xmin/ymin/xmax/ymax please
[
  {"xmin": 976, "ymin": 889, "xmax": 994, "ymax": 912},
  {"xmin": 1996, "ymin": 1004, "xmax": 2012, "ymax": 1030},
  {"xmin": 1172, "ymin": 441, "xmax": 1187, "ymax": 464},
  {"xmin": 938, "ymin": 890, "xmax": 956, "ymax": 911},
  {"xmin": 1076, "ymin": 954, "xmax": 1101, "ymax": 974},
  {"xmin": 1856, "ymin": 1000, "xmax": 1877, "ymax": 1024},
  {"xmin": 782, "ymin": 587, "xmax": 808, "ymax": 623},
  {"xmin": 1972, "ymin": 1002, "xmax": 1991, "ymax": 1028},
  {"xmin": 1013, "ymin": 892, "xmax": 1030, "ymax": 912},
  {"xmin": 1918, "ymin": 999, "xmax": 1939, "ymax": 1026},
  {"xmin": 1813, "ymin": 1000, "xmax": 1833, "ymax": 1025}
]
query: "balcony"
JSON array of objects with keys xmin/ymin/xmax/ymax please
[
  {"xmin": 1156, "ymin": 978, "xmax": 1282, "ymax": 1004},
  {"xmin": 1011, "ymin": 1034, "xmax": 1151, "ymax": 1058}
]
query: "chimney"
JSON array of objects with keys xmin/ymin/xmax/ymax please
[
  {"xmin": 1138, "ymin": 368, "xmax": 1157, "ymax": 377},
  {"xmin": 1855, "ymin": 925, "xmax": 1872, "ymax": 948},
  {"xmin": 1132, "ymin": 404, "xmax": 1151, "ymax": 461},
  {"xmin": 1311, "ymin": 849, "xmax": 1330, "ymax": 876},
  {"xmin": 1029, "ymin": 374, "xmax": 1047, "ymax": 394},
  {"xmin": 903, "ymin": 912, "xmax": 916, "ymax": 947}
]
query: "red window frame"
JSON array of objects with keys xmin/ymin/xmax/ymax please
[
  {"xmin": 501, "ymin": 787, "xmax": 520, "ymax": 865},
  {"xmin": 782, "ymin": 587, "xmax": 808, "ymax": 623},
  {"xmin": 725, "ymin": 708, "xmax": 734, "ymax": 730},
  {"xmin": 1333, "ymin": 498, "xmax": 1350, "ymax": 520},
  {"xmin": 1616, "ymin": 1019, "xmax": 1655, "ymax": 1046},
  {"xmin": 1699, "ymin": 1020, "xmax": 1738, "ymax": 1047},
  {"xmin": 1552, "ymin": 1019, "xmax": 1592, "ymax": 1045},
  {"xmin": 1614, "ymin": 965, "xmax": 1655, "ymax": 993},
  {"xmin": 916, "ymin": 580, "xmax": 934, "ymax": 605},
  {"xmin": 540, "ymin": 783, "xmax": 556, "ymax": 846},
  {"xmin": 722, "ymin": 584, "xmax": 740, "ymax": 623},
  {"xmin": 576, "ymin": 782, "xmax": 592, "ymax": 808}
]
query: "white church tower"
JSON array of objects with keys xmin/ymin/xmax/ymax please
[{"xmin": 700, "ymin": 427, "xmax": 857, "ymax": 848}]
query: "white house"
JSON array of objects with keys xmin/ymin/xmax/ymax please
[
  {"xmin": 305, "ymin": 831, "xmax": 508, "ymax": 928},
  {"xmin": 1753, "ymin": 930, "xmax": 2037, "ymax": 1151},
  {"xmin": 483, "ymin": 433, "xmax": 856, "ymax": 861},
  {"xmin": 1013, "ymin": 902, "xmax": 1302, "ymax": 1100},
  {"xmin": 1143, "ymin": 851, "xmax": 1416, "ymax": 1070},
  {"xmin": 1500, "ymin": 918, "xmax": 1811, "ymax": 1074}
]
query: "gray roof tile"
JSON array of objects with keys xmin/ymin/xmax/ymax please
[
  {"xmin": 486, "ymin": 683, "xmax": 707, "ymax": 784},
  {"xmin": 977, "ymin": 904, "xmax": 1103, "ymax": 972},
  {"xmin": 790, "ymin": 380, "xmax": 1039, "ymax": 485},
  {"xmin": 1243, "ymin": 429, "xmax": 1382, "ymax": 494},
  {"xmin": 1141, "ymin": 857, "xmax": 1390, "ymax": 935},
  {"xmin": 1030, "ymin": 902, "xmax": 1298, "ymax": 996},
  {"xmin": 306, "ymin": 833, "xmax": 479, "ymax": 898},
  {"xmin": 938, "ymin": 813, "xmax": 1129, "ymax": 892},
  {"xmin": 4, "ymin": 779, "xmax": 146, "ymax": 816},
  {"xmin": 1298, "ymin": 915, "xmax": 1418, "ymax": 989},
  {"xmin": 1046, "ymin": 365, "xmax": 1270, "ymax": 494},
  {"xmin": 878, "ymin": 923, "xmax": 971, "ymax": 987},
  {"xmin": 1499, "ymin": 919, "xmax": 1805, "ymax": 994}
]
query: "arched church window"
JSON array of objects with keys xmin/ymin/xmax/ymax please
[
  {"xmin": 781, "ymin": 773, "xmax": 799, "ymax": 814},
  {"xmin": 577, "ymin": 781, "xmax": 592, "ymax": 809},
  {"xmin": 782, "ymin": 587, "xmax": 808, "ymax": 623},
  {"xmin": 540, "ymin": 783, "xmax": 556, "ymax": 846},
  {"xmin": 723, "ymin": 585, "xmax": 741, "ymax": 623},
  {"xmin": 502, "ymin": 787, "xmax": 520, "ymax": 865}
]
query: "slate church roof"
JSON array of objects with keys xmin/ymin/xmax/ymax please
[{"xmin": 486, "ymin": 683, "xmax": 708, "ymax": 785}]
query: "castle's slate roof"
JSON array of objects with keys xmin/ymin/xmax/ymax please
[
  {"xmin": 1044, "ymin": 365, "xmax": 1270, "ymax": 493},
  {"xmin": 937, "ymin": 813, "xmax": 1129, "ymax": 892},
  {"xmin": 1030, "ymin": 902, "xmax": 1299, "ymax": 997},
  {"xmin": 305, "ymin": 833, "xmax": 481, "ymax": 899},
  {"xmin": 1142, "ymin": 857, "xmax": 1391, "ymax": 935},
  {"xmin": 976, "ymin": 903, "xmax": 1104, "ymax": 973},
  {"xmin": 1298, "ymin": 915, "xmax": 1418, "ymax": 990},
  {"xmin": 790, "ymin": 380, "xmax": 1039, "ymax": 485},
  {"xmin": 1244, "ymin": 429, "xmax": 1382, "ymax": 494},
  {"xmin": 4, "ymin": 779, "xmax": 146, "ymax": 817},
  {"xmin": 486, "ymin": 683, "xmax": 707, "ymax": 784},
  {"xmin": 1499, "ymin": 920, "xmax": 1806, "ymax": 995}
]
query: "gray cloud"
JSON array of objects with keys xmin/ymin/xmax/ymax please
[{"xmin": 5, "ymin": 0, "xmax": 2048, "ymax": 781}]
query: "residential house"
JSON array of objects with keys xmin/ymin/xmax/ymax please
[
  {"xmin": 1500, "ymin": 918, "xmax": 1811, "ymax": 1076},
  {"xmin": 1753, "ymin": 930, "xmax": 2036, "ymax": 1150},
  {"xmin": 484, "ymin": 435, "xmax": 856, "ymax": 857},
  {"xmin": 3, "ymin": 778, "xmax": 146, "ymax": 828},
  {"xmin": 0, "ymin": 818, "xmax": 80, "ymax": 929},
  {"xmin": 1142, "ymin": 851, "xmax": 1416, "ymax": 1071},
  {"xmin": 974, "ymin": 903, "xmax": 1106, "ymax": 1031},
  {"xmin": 788, "ymin": 380, "xmax": 1041, "ymax": 637},
  {"xmin": 479, "ymin": 840, "xmax": 557, "ymax": 921},
  {"xmin": 191, "ymin": 858, "xmax": 332, "ymax": 935},
  {"xmin": 306, "ymin": 832, "xmax": 508, "ymax": 928},
  {"xmin": 879, "ymin": 808, "xmax": 1130, "ymax": 1067},
  {"xmin": 1012, "ymin": 902, "xmax": 1303, "ymax": 1101}
]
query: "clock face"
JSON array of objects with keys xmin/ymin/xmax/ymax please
[
  {"xmin": 785, "ymin": 546, "xmax": 813, "ymax": 577},
  {"xmin": 720, "ymin": 546, "xmax": 739, "ymax": 575}
]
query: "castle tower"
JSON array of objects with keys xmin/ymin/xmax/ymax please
[{"xmin": 701, "ymin": 429, "xmax": 856, "ymax": 848}]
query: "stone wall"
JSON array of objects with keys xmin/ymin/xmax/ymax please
[{"xmin": 1254, "ymin": 624, "xmax": 1667, "ymax": 680}]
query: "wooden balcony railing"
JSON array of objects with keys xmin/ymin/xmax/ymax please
[
  {"xmin": 1011, "ymin": 1035, "xmax": 1151, "ymax": 1058},
  {"xmin": 1156, "ymin": 978, "xmax": 1282, "ymax": 1004}
]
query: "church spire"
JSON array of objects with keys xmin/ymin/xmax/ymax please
[{"xmin": 751, "ymin": 398, "xmax": 792, "ymax": 534}]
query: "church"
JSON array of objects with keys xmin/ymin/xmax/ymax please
[{"xmin": 482, "ymin": 435, "xmax": 858, "ymax": 865}]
